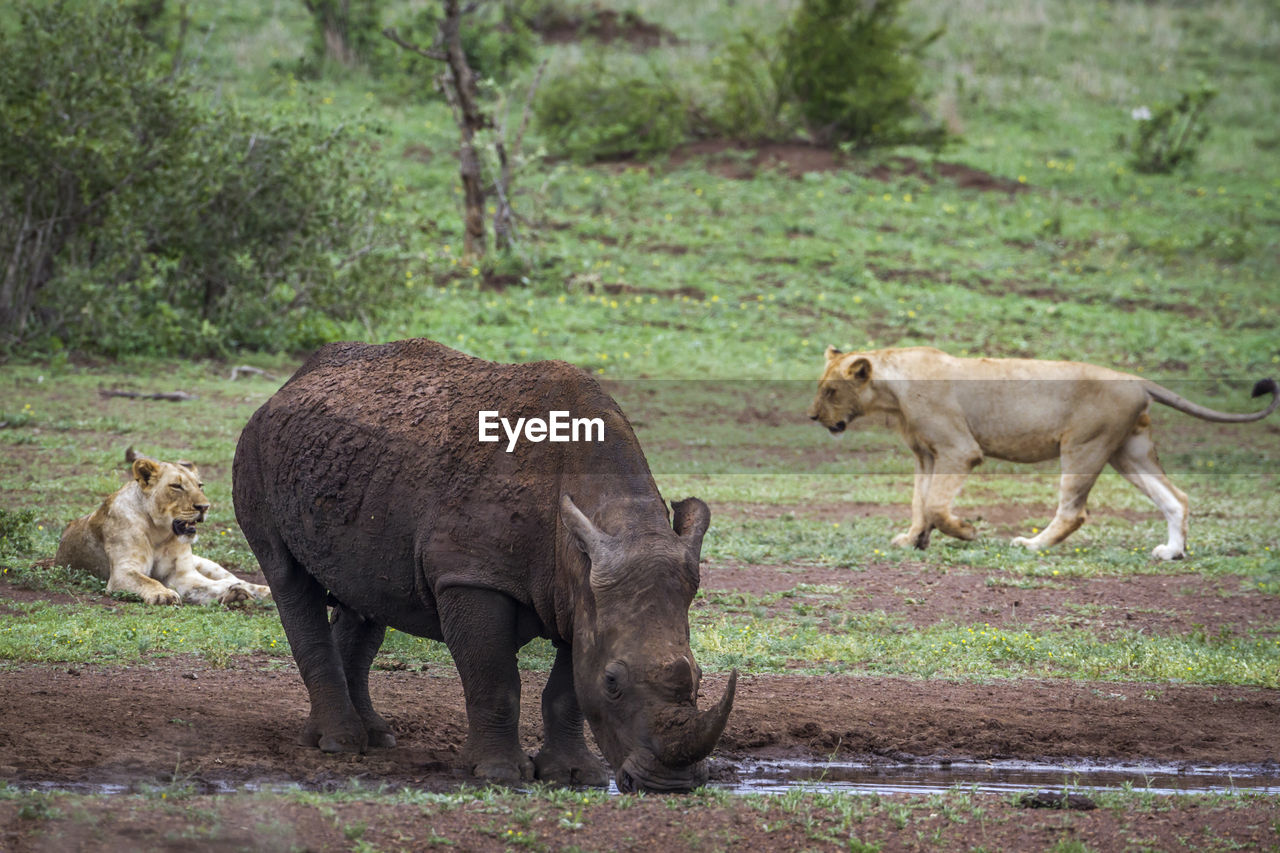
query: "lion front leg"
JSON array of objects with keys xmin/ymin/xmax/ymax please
[
  {"xmin": 107, "ymin": 566, "xmax": 182, "ymax": 605},
  {"xmin": 101, "ymin": 541, "xmax": 180, "ymax": 605},
  {"xmin": 895, "ymin": 446, "xmax": 981, "ymax": 547},
  {"xmin": 891, "ymin": 450, "xmax": 934, "ymax": 549}
]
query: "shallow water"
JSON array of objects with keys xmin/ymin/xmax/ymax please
[
  {"xmin": 711, "ymin": 758, "xmax": 1280, "ymax": 797},
  {"xmin": 18, "ymin": 758, "xmax": 1280, "ymax": 798}
]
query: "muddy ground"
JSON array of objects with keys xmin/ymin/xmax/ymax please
[{"xmin": 2, "ymin": 545, "xmax": 1278, "ymax": 851}]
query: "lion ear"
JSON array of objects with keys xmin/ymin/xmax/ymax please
[
  {"xmin": 842, "ymin": 357, "xmax": 872, "ymax": 383},
  {"xmin": 824, "ymin": 345, "xmax": 843, "ymax": 362},
  {"xmin": 176, "ymin": 460, "xmax": 199, "ymax": 475},
  {"xmin": 132, "ymin": 457, "xmax": 161, "ymax": 488}
]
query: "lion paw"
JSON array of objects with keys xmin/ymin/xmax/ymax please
[
  {"xmin": 890, "ymin": 532, "xmax": 916, "ymax": 548},
  {"xmin": 1151, "ymin": 544, "xmax": 1185, "ymax": 561},
  {"xmin": 1011, "ymin": 536, "xmax": 1041, "ymax": 551},
  {"xmin": 144, "ymin": 588, "xmax": 182, "ymax": 606},
  {"xmin": 218, "ymin": 585, "xmax": 252, "ymax": 606}
]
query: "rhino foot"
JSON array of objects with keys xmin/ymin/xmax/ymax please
[
  {"xmin": 366, "ymin": 728, "xmax": 396, "ymax": 749},
  {"xmin": 533, "ymin": 749, "xmax": 609, "ymax": 787},
  {"xmin": 300, "ymin": 717, "xmax": 369, "ymax": 753},
  {"xmin": 470, "ymin": 752, "xmax": 535, "ymax": 786}
]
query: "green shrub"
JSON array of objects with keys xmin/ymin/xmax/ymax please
[
  {"xmin": 0, "ymin": 508, "xmax": 37, "ymax": 565},
  {"xmin": 707, "ymin": 30, "xmax": 790, "ymax": 142},
  {"xmin": 778, "ymin": 0, "xmax": 943, "ymax": 147},
  {"xmin": 0, "ymin": 1, "xmax": 402, "ymax": 356},
  {"xmin": 1126, "ymin": 83, "xmax": 1218, "ymax": 174},
  {"xmin": 300, "ymin": 0, "xmax": 390, "ymax": 73},
  {"xmin": 535, "ymin": 55, "xmax": 688, "ymax": 162}
]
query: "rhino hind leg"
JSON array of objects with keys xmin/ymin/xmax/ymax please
[
  {"xmin": 331, "ymin": 604, "xmax": 396, "ymax": 748},
  {"xmin": 534, "ymin": 644, "xmax": 608, "ymax": 787},
  {"xmin": 238, "ymin": 515, "xmax": 369, "ymax": 754},
  {"xmin": 439, "ymin": 586, "xmax": 536, "ymax": 784}
]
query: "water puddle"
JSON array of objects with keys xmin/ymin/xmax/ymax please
[
  {"xmin": 16, "ymin": 759, "xmax": 1280, "ymax": 799},
  {"xmin": 713, "ymin": 758, "xmax": 1280, "ymax": 797}
]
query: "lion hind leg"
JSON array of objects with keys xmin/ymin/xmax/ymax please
[
  {"xmin": 1109, "ymin": 433, "xmax": 1188, "ymax": 560},
  {"xmin": 165, "ymin": 563, "xmax": 245, "ymax": 606},
  {"xmin": 191, "ymin": 555, "xmax": 273, "ymax": 603},
  {"xmin": 1013, "ymin": 446, "xmax": 1107, "ymax": 552}
]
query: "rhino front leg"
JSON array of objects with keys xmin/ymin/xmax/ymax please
[
  {"xmin": 439, "ymin": 586, "xmax": 535, "ymax": 784},
  {"xmin": 534, "ymin": 644, "xmax": 608, "ymax": 787},
  {"xmin": 330, "ymin": 604, "xmax": 396, "ymax": 748}
]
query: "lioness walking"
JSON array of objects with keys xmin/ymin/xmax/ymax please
[{"xmin": 808, "ymin": 346, "xmax": 1278, "ymax": 559}]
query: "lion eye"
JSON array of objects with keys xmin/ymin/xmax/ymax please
[
  {"xmin": 170, "ymin": 483, "xmax": 184, "ymax": 491},
  {"xmin": 197, "ymin": 483, "xmax": 204, "ymax": 489}
]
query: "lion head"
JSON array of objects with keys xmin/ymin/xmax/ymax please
[
  {"xmin": 127, "ymin": 449, "xmax": 210, "ymax": 540},
  {"xmin": 807, "ymin": 346, "xmax": 874, "ymax": 434}
]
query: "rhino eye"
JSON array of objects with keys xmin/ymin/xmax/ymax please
[{"xmin": 603, "ymin": 661, "xmax": 627, "ymax": 700}]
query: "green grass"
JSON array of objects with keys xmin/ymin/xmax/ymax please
[
  {"xmin": 5, "ymin": 781, "xmax": 1275, "ymax": 852},
  {"xmin": 2, "ymin": 0, "xmax": 1279, "ymax": 691}
]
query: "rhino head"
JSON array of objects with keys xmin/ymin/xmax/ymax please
[{"xmin": 561, "ymin": 494, "xmax": 737, "ymax": 793}]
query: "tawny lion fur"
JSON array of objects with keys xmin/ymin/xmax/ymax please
[
  {"xmin": 808, "ymin": 346, "xmax": 1278, "ymax": 560},
  {"xmin": 55, "ymin": 449, "xmax": 272, "ymax": 605}
]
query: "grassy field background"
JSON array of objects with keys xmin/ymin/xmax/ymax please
[
  {"xmin": 3, "ymin": 0, "xmax": 1277, "ymax": 675},
  {"xmin": 1, "ymin": 0, "xmax": 1278, "ymax": 848}
]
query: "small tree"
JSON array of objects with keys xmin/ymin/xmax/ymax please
[
  {"xmin": 301, "ymin": 0, "xmax": 384, "ymax": 67},
  {"xmin": 385, "ymin": 1, "xmax": 541, "ymax": 261}
]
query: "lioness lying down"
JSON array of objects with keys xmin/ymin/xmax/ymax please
[
  {"xmin": 808, "ymin": 347, "xmax": 1278, "ymax": 559},
  {"xmin": 55, "ymin": 449, "xmax": 272, "ymax": 605}
]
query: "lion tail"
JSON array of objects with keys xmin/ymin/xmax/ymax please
[{"xmin": 1142, "ymin": 377, "xmax": 1279, "ymax": 423}]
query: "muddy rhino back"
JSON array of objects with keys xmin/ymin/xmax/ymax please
[{"xmin": 233, "ymin": 338, "xmax": 634, "ymax": 635}]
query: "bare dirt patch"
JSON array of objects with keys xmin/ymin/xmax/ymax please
[
  {"xmin": 651, "ymin": 140, "xmax": 1029, "ymax": 192},
  {"xmin": 1, "ymin": 660, "xmax": 1276, "ymax": 787},
  {"xmin": 533, "ymin": 7, "xmax": 677, "ymax": 49},
  {"xmin": 1, "ymin": 660, "xmax": 1277, "ymax": 851},
  {"xmin": 700, "ymin": 561, "xmax": 1280, "ymax": 637}
]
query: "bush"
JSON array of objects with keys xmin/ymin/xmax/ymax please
[
  {"xmin": 1126, "ymin": 84, "xmax": 1218, "ymax": 174},
  {"xmin": 778, "ymin": 0, "xmax": 943, "ymax": 147},
  {"xmin": 300, "ymin": 0, "xmax": 390, "ymax": 73},
  {"xmin": 707, "ymin": 30, "xmax": 790, "ymax": 142},
  {"xmin": 0, "ymin": 508, "xmax": 37, "ymax": 565},
  {"xmin": 0, "ymin": 1, "xmax": 402, "ymax": 356},
  {"xmin": 535, "ymin": 55, "xmax": 688, "ymax": 163}
]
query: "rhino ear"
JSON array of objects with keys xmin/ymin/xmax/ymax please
[
  {"xmin": 561, "ymin": 494, "xmax": 608, "ymax": 557},
  {"xmin": 671, "ymin": 497, "xmax": 710, "ymax": 555}
]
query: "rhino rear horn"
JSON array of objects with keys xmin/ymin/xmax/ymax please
[{"xmin": 561, "ymin": 494, "xmax": 626, "ymax": 592}]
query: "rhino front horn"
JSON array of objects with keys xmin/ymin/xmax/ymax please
[{"xmin": 658, "ymin": 669, "xmax": 738, "ymax": 767}]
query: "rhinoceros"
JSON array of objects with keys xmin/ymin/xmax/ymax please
[{"xmin": 232, "ymin": 339, "xmax": 736, "ymax": 792}]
